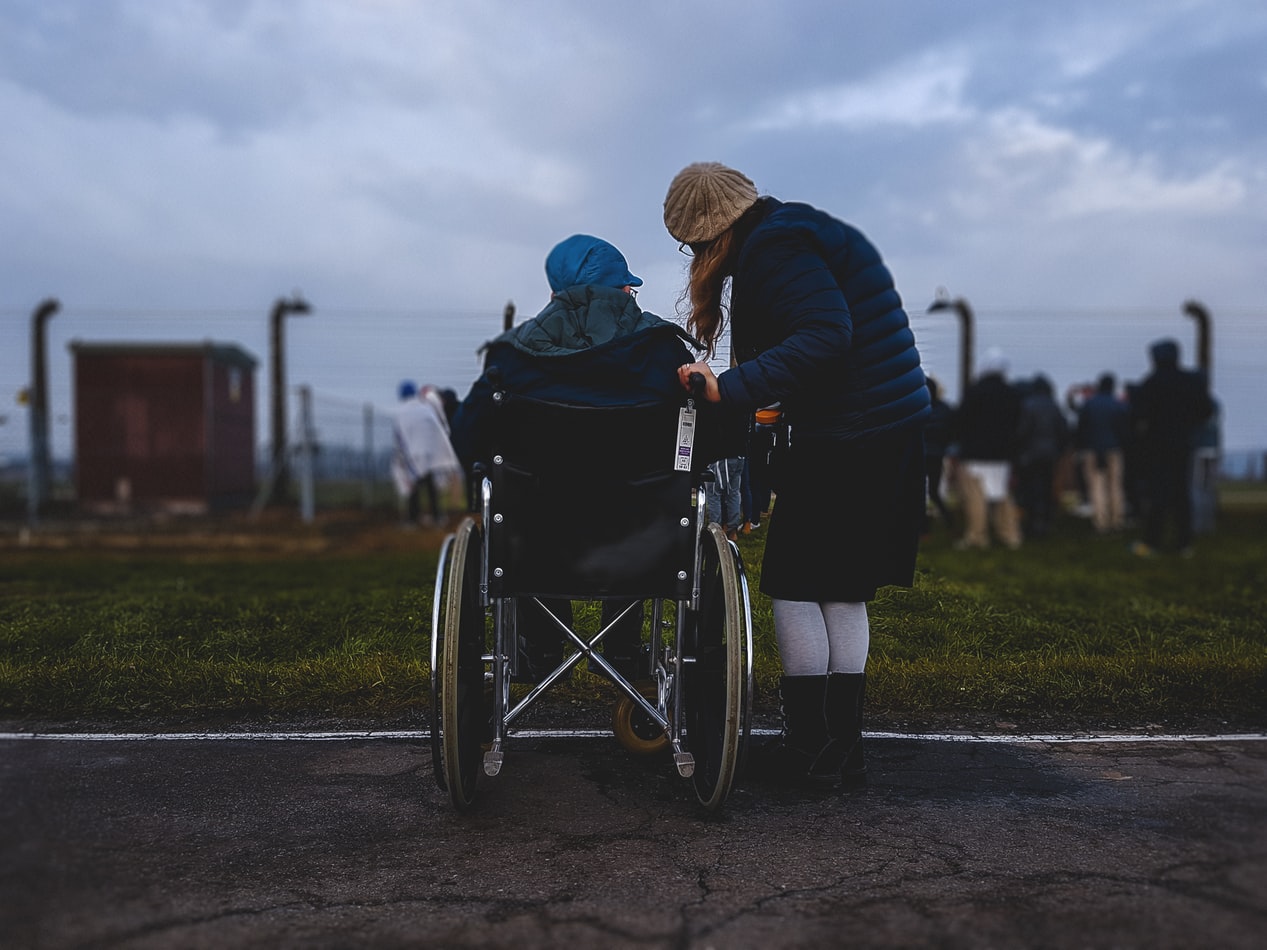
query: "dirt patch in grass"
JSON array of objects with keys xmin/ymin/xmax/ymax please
[{"xmin": 1, "ymin": 509, "xmax": 457, "ymax": 557}]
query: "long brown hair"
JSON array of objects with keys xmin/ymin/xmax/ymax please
[{"xmin": 677, "ymin": 227, "xmax": 738, "ymax": 357}]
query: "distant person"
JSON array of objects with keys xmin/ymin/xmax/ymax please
[
  {"xmin": 1014, "ymin": 374, "xmax": 1069, "ymax": 539},
  {"xmin": 1075, "ymin": 373, "xmax": 1131, "ymax": 534},
  {"xmin": 419, "ymin": 383, "xmax": 451, "ymax": 433},
  {"xmin": 435, "ymin": 386, "xmax": 469, "ymax": 507},
  {"xmin": 437, "ymin": 387, "xmax": 460, "ymax": 427},
  {"xmin": 706, "ymin": 455, "xmax": 744, "ymax": 542},
  {"xmin": 392, "ymin": 381, "xmax": 461, "ymax": 527},
  {"xmin": 1122, "ymin": 380, "xmax": 1148, "ymax": 523},
  {"xmin": 1129, "ymin": 339, "xmax": 1215, "ymax": 556},
  {"xmin": 953, "ymin": 348, "xmax": 1022, "ymax": 550},
  {"xmin": 922, "ymin": 376, "xmax": 955, "ymax": 534},
  {"xmin": 1064, "ymin": 381, "xmax": 1096, "ymax": 517}
]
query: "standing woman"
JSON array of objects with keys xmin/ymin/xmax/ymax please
[{"xmin": 665, "ymin": 162, "xmax": 930, "ymax": 787}]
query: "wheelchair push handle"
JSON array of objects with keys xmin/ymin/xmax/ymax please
[{"xmin": 688, "ymin": 372, "xmax": 707, "ymax": 399}]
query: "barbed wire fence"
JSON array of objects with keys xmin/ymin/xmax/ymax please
[{"xmin": 2, "ymin": 302, "xmax": 1265, "ymax": 522}]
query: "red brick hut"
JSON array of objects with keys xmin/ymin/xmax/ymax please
[{"xmin": 69, "ymin": 341, "xmax": 258, "ymax": 513}]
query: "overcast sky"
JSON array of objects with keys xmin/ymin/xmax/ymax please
[{"xmin": 2, "ymin": 0, "xmax": 1264, "ymax": 459}]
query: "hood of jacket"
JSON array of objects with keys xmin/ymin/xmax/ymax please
[{"xmin": 492, "ymin": 284, "xmax": 693, "ymax": 357}]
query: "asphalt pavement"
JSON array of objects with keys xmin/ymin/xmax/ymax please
[{"xmin": 3, "ymin": 727, "xmax": 1265, "ymax": 949}]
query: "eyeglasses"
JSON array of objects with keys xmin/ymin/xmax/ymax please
[
  {"xmin": 627, "ymin": 287, "xmax": 638, "ymax": 299},
  {"xmin": 678, "ymin": 241, "xmax": 712, "ymax": 257}
]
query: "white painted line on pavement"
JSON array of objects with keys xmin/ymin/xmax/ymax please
[
  {"xmin": 866, "ymin": 731, "xmax": 1267, "ymax": 744},
  {"xmin": 1, "ymin": 730, "xmax": 1264, "ymax": 743}
]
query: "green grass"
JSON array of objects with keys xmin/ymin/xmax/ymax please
[
  {"xmin": 0, "ymin": 549, "xmax": 435, "ymax": 720},
  {"xmin": 1, "ymin": 501, "xmax": 1264, "ymax": 730},
  {"xmin": 863, "ymin": 504, "xmax": 1267, "ymax": 728}
]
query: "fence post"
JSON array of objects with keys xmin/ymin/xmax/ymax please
[
  {"xmin": 362, "ymin": 402, "xmax": 375, "ymax": 510},
  {"xmin": 28, "ymin": 298, "xmax": 60, "ymax": 524},
  {"xmin": 297, "ymin": 385, "xmax": 315, "ymax": 524}
]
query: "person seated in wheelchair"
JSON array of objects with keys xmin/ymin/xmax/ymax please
[{"xmin": 450, "ymin": 233, "xmax": 739, "ymax": 684}]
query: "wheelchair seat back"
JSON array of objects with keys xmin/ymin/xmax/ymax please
[{"xmin": 485, "ymin": 392, "xmax": 699, "ymax": 601}]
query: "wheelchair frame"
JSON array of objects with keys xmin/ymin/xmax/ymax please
[{"xmin": 429, "ymin": 392, "xmax": 754, "ymax": 813}]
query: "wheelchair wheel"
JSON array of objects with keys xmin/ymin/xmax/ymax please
[
  {"xmin": 429, "ymin": 532, "xmax": 457, "ymax": 791},
  {"xmin": 684, "ymin": 523, "xmax": 753, "ymax": 811},
  {"xmin": 612, "ymin": 681, "xmax": 669, "ymax": 756},
  {"xmin": 439, "ymin": 517, "xmax": 491, "ymax": 811}
]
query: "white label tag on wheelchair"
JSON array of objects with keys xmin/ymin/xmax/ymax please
[{"xmin": 675, "ymin": 407, "xmax": 696, "ymax": 471}]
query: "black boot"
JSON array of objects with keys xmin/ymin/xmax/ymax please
[
  {"xmin": 810, "ymin": 672, "xmax": 867, "ymax": 786},
  {"xmin": 750, "ymin": 675, "xmax": 830, "ymax": 784}
]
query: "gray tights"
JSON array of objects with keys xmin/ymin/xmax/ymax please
[{"xmin": 772, "ymin": 599, "xmax": 869, "ymax": 676}]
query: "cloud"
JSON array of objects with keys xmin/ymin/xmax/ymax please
[
  {"xmin": 1026, "ymin": 12, "xmax": 1142, "ymax": 81},
  {"xmin": 959, "ymin": 109, "xmax": 1249, "ymax": 220},
  {"xmin": 743, "ymin": 53, "xmax": 975, "ymax": 131}
]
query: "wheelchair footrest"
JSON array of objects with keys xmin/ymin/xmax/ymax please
[
  {"xmin": 674, "ymin": 751, "xmax": 695, "ymax": 778},
  {"xmin": 483, "ymin": 749, "xmax": 504, "ymax": 777}
]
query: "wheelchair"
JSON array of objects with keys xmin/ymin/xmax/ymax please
[{"xmin": 430, "ymin": 385, "xmax": 754, "ymax": 812}]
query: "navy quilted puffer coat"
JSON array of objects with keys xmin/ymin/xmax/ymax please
[{"xmin": 719, "ymin": 198, "xmax": 930, "ymax": 440}]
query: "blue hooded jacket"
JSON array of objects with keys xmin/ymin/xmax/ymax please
[
  {"xmin": 450, "ymin": 282, "xmax": 742, "ymax": 472},
  {"xmin": 720, "ymin": 199, "xmax": 930, "ymax": 441}
]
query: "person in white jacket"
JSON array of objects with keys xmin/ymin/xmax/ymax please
[{"xmin": 392, "ymin": 380, "xmax": 461, "ymax": 526}]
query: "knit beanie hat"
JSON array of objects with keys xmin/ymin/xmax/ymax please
[{"xmin": 663, "ymin": 162, "xmax": 759, "ymax": 245}]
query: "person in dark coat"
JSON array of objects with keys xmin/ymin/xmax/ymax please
[
  {"xmin": 451, "ymin": 234, "xmax": 733, "ymax": 681},
  {"xmin": 1015, "ymin": 374, "xmax": 1070, "ymax": 539},
  {"xmin": 1129, "ymin": 339, "xmax": 1215, "ymax": 556},
  {"xmin": 664, "ymin": 162, "xmax": 930, "ymax": 788}
]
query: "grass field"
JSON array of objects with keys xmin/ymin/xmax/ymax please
[{"xmin": 1, "ymin": 495, "xmax": 1264, "ymax": 733}]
